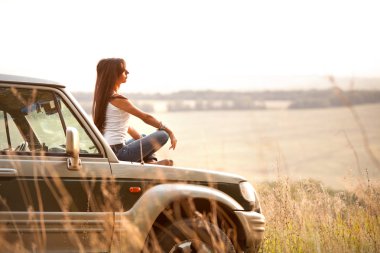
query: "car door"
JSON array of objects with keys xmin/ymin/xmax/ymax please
[{"xmin": 0, "ymin": 84, "xmax": 113, "ymax": 252}]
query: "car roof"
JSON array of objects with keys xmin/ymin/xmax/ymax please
[{"xmin": 0, "ymin": 74, "xmax": 65, "ymax": 88}]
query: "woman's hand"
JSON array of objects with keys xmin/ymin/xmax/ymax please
[{"xmin": 169, "ymin": 133, "xmax": 177, "ymax": 150}]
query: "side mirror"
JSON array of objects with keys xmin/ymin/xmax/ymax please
[{"xmin": 66, "ymin": 127, "xmax": 82, "ymax": 170}]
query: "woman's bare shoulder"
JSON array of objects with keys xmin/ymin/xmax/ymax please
[
  {"xmin": 110, "ymin": 93, "xmax": 132, "ymax": 110},
  {"xmin": 110, "ymin": 93, "xmax": 128, "ymax": 100}
]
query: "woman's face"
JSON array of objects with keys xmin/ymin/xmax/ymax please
[{"xmin": 115, "ymin": 64, "xmax": 129, "ymax": 90}]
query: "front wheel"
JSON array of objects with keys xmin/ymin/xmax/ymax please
[{"xmin": 145, "ymin": 218, "xmax": 236, "ymax": 253}]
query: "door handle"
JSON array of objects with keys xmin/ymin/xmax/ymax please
[{"xmin": 0, "ymin": 168, "xmax": 18, "ymax": 177}]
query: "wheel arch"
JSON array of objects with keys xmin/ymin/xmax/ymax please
[
  {"xmin": 147, "ymin": 197, "xmax": 247, "ymax": 251},
  {"xmin": 114, "ymin": 183, "xmax": 246, "ymax": 252}
]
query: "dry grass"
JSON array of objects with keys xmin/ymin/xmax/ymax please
[
  {"xmin": 3, "ymin": 168, "xmax": 379, "ymax": 253},
  {"xmin": 1, "ymin": 173, "xmax": 378, "ymax": 253},
  {"xmin": 257, "ymin": 177, "xmax": 380, "ymax": 253}
]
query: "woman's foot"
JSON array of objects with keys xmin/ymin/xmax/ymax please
[
  {"xmin": 157, "ymin": 159, "xmax": 174, "ymax": 166},
  {"xmin": 147, "ymin": 159, "xmax": 173, "ymax": 166}
]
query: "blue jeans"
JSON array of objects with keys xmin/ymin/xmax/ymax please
[{"xmin": 115, "ymin": 130, "xmax": 169, "ymax": 162}]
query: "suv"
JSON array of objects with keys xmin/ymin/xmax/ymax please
[{"xmin": 0, "ymin": 74, "xmax": 265, "ymax": 252}]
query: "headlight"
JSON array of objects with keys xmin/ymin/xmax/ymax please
[
  {"xmin": 239, "ymin": 181, "xmax": 262, "ymax": 212},
  {"xmin": 239, "ymin": 181, "xmax": 256, "ymax": 202}
]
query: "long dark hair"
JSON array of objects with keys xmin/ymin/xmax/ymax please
[{"xmin": 92, "ymin": 58, "xmax": 126, "ymax": 133}]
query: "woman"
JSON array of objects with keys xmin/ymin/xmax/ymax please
[{"xmin": 92, "ymin": 58, "xmax": 177, "ymax": 165}]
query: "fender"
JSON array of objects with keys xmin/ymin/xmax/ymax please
[{"xmin": 111, "ymin": 183, "xmax": 244, "ymax": 252}]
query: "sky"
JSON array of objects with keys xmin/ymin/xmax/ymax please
[{"xmin": 1, "ymin": 0, "xmax": 380, "ymax": 93}]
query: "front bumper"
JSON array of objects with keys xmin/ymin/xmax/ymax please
[{"xmin": 234, "ymin": 210, "xmax": 265, "ymax": 253}]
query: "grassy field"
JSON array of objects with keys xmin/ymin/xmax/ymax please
[
  {"xmin": 129, "ymin": 103, "xmax": 380, "ymax": 252},
  {"xmin": 130, "ymin": 104, "xmax": 380, "ymax": 252},
  {"xmin": 257, "ymin": 178, "xmax": 380, "ymax": 252},
  {"xmin": 130, "ymin": 103, "xmax": 380, "ymax": 190}
]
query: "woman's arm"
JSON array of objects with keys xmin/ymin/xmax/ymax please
[
  {"xmin": 111, "ymin": 98, "xmax": 177, "ymax": 149},
  {"xmin": 127, "ymin": 126, "xmax": 142, "ymax": 140}
]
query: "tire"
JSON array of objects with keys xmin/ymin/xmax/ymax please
[{"xmin": 146, "ymin": 218, "xmax": 236, "ymax": 253}]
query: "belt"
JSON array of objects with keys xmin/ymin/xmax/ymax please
[{"xmin": 110, "ymin": 143, "xmax": 123, "ymax": 154}]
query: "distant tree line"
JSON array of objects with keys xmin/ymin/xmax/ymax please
[
  {"xmin": 72, "ymin": 88, "xmax": 380, "ymax": 113},
  {"xmin": 287, "ymin": 88, "xmax": 380, "ymax": 109},
  {"xmin": 166, "ymin": 98, "xmax": 265, "ymax": 112}
]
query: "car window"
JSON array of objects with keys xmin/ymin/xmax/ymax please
[
  {"xmin": 0, "ymin": 111, "xmax": 25, "ymax": 151},
  {"xmin": 0, "ymin": 86, "xmax": 99, "ymax": 155},
  {"xmin": 59, "ymin": 99, "xmax": 99, "ymax": 154}
]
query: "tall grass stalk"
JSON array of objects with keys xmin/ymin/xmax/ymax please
[{"xmin": 257, "ymin": 178, "xmax": 380, "ymax": 253}]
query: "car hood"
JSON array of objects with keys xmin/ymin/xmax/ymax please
[{"xmin": 110, "ymin": 162, "xmax": 246, "ymax": 185}]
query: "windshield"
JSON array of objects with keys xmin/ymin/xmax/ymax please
[{"xmin": 0, "ymin": 86, "xmax": 99, "ymax": 155}]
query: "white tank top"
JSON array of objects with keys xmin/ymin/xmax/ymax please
[{"xmin": 103, "ymin": 103, "xmax": 130, "ymax": 145}]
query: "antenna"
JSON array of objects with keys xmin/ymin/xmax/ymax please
[{"xmin": 140, "ymin": 139, "xmax": 144, "ymax": 165}]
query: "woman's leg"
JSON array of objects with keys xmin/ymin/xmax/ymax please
[
  {"xmin": 124, "ymin": 135, "xmax": 158, "ymax": 162},
  {"xmin": 117, "ymin": 130, "xmax": 169, "ymax": 162}
]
